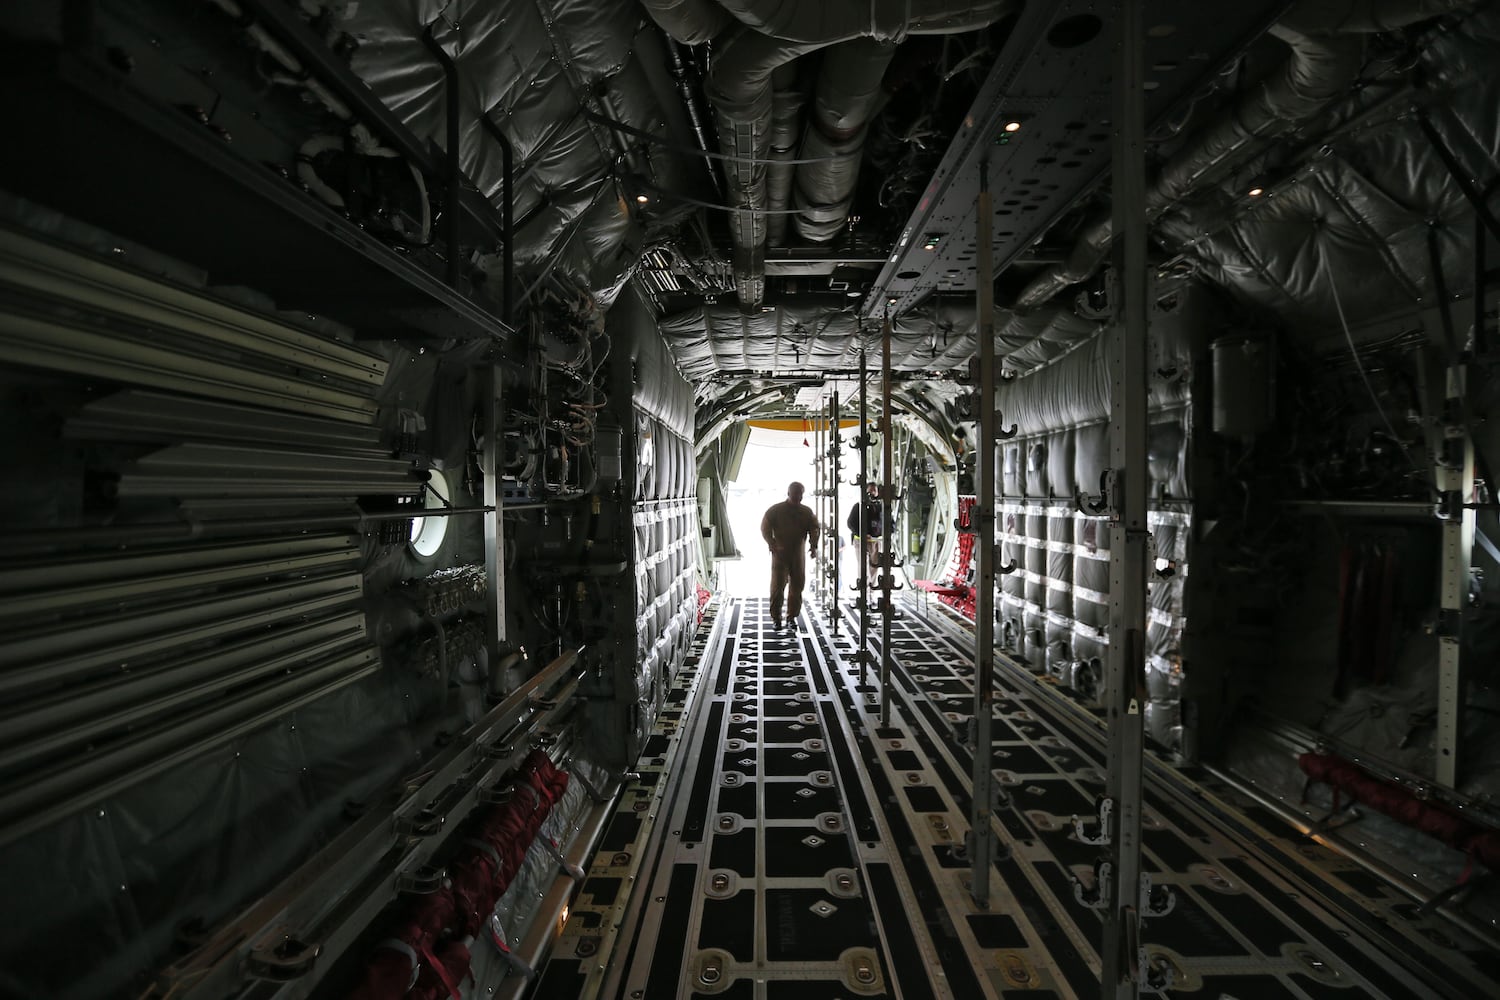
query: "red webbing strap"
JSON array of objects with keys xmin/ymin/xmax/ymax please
[{"xmin": 416, "ymin": 942, "xmax": 461, "ymax": 1000}]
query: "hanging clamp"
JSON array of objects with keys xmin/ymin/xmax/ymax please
[
  {"xmin": 247, "ymin": 934, "xmax": 320, "ymax": 980},
  {"xmin": 545, "ymin": 836, "xmax": 586, "ymax": 879},
  {"xmin": 1140, "ymin": 872, "xmax": 1176, "ymax": 918},
  {"xmin": 487, "ymin": 914, "xmax": 537, "ymax": 979},
  {"xmin": 1072, "ymin": 796, "xmax": 1113, "ymax": 846},
  {"xmin": 398, "ymin": 806, "xmax": 446, "ymax": 838},
  {"xmin": 996, "ymin": 411, "xmax": 1019, "ymax": 439},
  {"xmin": 1073, "ymin": 859, "xmax": 1112, "ymax": 910},
  {"xmin": 396, "ymin": 864, "xmax": 447, "ymax": 894},
  {"xmin": 1074, "ymin": 469, "xmax": 1115, "ymax": 517}
]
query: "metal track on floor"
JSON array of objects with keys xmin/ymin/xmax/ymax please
[{"xmin": 542, "ymin": 596, "xmax": 1500, "ymax": 998}]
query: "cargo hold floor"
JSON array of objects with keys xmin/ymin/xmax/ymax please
[{"xmin": 537, "ymin": 597, "xmax": 1500, "ymax": 999}]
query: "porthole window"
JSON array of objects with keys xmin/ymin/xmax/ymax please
[{"xmin": 409, "ymin": 469, "xmax": 452, "ymax": 557}]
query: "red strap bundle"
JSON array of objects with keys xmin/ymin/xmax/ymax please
[
  {"xmin": 1299, "ymin": 752, "xmax": 1500, "ymax": 871},
  {"xmin": 940, "ymin": 497, "xmax": 980, "ymax": 620},
  {"xmin": 346, "ymin": 750, "xmax": 571, "ymax": 999}
]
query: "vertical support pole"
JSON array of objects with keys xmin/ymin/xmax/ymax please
[
  {"xmin": 1475, "ymin": 214, "xmax": 1488, "ymax": 357},
  {"xmin": 823, "ymin": 409, "xmax": 831, "ymax": 612},
  {"xmin": 815, "ymin": 410, "xmax": 825, "ymax": 611},
  {"xmin": 880, "ymin": 316, "xmax": 895, "ymax": 727},
  {"xmin": 1436, "ymin": 362, "xmax": 1474, "ymax": 789},
  {"xmin": 482, "ymin": 364, "xmax": 508, "ymax": 657},
  {"xmin": 832, "ymin": 390, "xmax": 842, "ymax": 638},
  {"xmin": 1102, "ymin": 2, "xmax": 1149, "ymax": 996},
  {"xmin": 422, "ymin": 25, "xmax": 463, "ymax": 290},
  {"xmin": 859, "ymin": 348, "xmax": 870, "ymax": 687},
  {"xmin": 968, "ymin": 158, "xmax": 997, "ymax": 908},
  {"xmin": 829, "ymin": 410, "xmax": 836, "ymax": 611}
]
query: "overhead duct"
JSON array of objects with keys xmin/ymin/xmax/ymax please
[
  {"xmin": 639, "ymin": 0, "xmax": 735, "ymax": 45},
  {"xmin": 793, "ymin": 37, "xmax": 896, "ymax": 243},
  {"xmin": 676, "ymin": 1, "xmax": 1014, "ymax": 310},
  {"xmin": 703, "ymin": 26, "xmax": 824, "ymax": 308},
  {"xmin": 713, "ymin": 0, "xmax": 1011, "ymax": 43},
  {"xmin": 1279, "ymin": 0, "xmax": 1476, "ymax": 32},
  {"xmin": 765, "ymin": 64, "xmax": 808, "ymax": 246},
  {"xmin": 1013, "ymin": 0, "xmax": 1476, "ymax": 311}
]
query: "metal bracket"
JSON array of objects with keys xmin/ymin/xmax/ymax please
[
  {"xmin": 246, "ymin": 934, "xmax": 320, "ymax": 981},
  {"xmin": 396, "ymin": 864, "xmax": 447, "ymax": 894},
  {"xmin": 1140, "ymin": 949, "xmax": 1176, "ymax": 994},
  {"xmin": 996, "ymin": 411, "xmax": 1019, "ymax": 439},
  {"xmin": 398, "ymin": 806, "xmax": 445, "ymax": 838},
  {"xmin": 1310, "ymin": 804, "xmax": 1362, "ymax": 834},
  {"xmin": 961, "ymin": 827, "xmax": 1001, "ymax": 866},
  {"xmin": 544, "ymin": 836, "xmax": 586, "ymax": 880},
  {"xmin": 486, "ymin": 914, "xmax": 536, "ymax": 979},
  {"xmin": 1074, "ymin": 469, "xmax": 1114, "ymax": 517},
  {"xmin": 572, "ymin": 771, "xmax": 611, "ymax": 804},
  {"xmin": 480, "ymin": 740, "xmax": 515, "ymax": 760},
  {"xmin": 1139, "ymin": 872, "xmax": 1176, "ymax": 918},
  {"xmin": 1072, "ymin": 796, "xmax": 1113, "ymax": 846},
  {"xmin": 1417, "ymin": 871, "xmax": 1487, "ymax": 916},
  {"xmin": 1072, "ymin": 859, "xmax": 1112, "ymax": 910},
  {"xmin": 478, "ymin": 784, "xmax": 515, "ymax": 806}
]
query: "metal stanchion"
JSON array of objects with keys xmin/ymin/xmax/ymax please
[
  {"xmin": 814, "ymin": 409, "xmax": 825, "ymax": 610},
  {"xmin": 968, "ymin": 157, "xmax": 998, "ymax": 908},
  {"xmin": 830, "ymin": 390, "xmax": 842, "ymax": 638},
  {"xmin": 880, "ymin": 314, "xmax": 897, "ymax": 727},
  {"xmin": 1098, "ymin": 5, "xmax": 1156, "ymax": 994},
  {"xmin": 857, "ymin": 348, "xmax": 870, "ymax": 687}
]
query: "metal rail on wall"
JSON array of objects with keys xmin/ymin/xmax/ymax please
[{"xmin": 150, "ymin": 648, "xmax": 587, "ymax": 999}]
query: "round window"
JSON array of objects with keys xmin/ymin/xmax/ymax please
[{"xmin": 409, "ymin": 470, "xmax": 452, "ymax": 557}]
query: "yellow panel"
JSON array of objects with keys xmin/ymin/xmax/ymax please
[{"xmin": 745, "ymin": 419, "xmax": 859, "ymax": 431}]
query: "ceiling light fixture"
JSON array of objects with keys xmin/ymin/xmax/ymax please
[
  {"xmin": 1246, "ymin": 185, "xmax": 1264, "ymax": 197},
  {"xmin": 1003, "ymin": 120, "xmax": 1022, "ymax": 133},
  {"xmin": 635, "ymin": 193, "xmax": 650, "ymax": 204}
]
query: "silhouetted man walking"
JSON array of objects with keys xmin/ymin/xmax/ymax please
[{"xmin": 761, "ymin": 481, "xmax": 819, "ymax": 629}]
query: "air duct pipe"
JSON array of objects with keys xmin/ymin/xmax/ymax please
[
  {"xmin": 1014, "ymin": 0, "xmax": 1475, "ymax": 311},
  {"xmin": 1279, "ymin": 0, "xmax": 1476, "ymax": 32},
  {"xmin": 793, "ymin": 37, "xmax": 896, "ymax": 242},
  {"xmin": 766, "ymin": 64, "xmax": 808, "ymax": 246},
  {"xmin": 674, "ymin": 1, "xmax": 1014, "ymax": 310},
  {"xmin": 704, "ymin": 26, "xmax": 824, "ymax": 308},
  {"xmin": 713, "ymin": 0, "xmax": 1011, "ymax": 43},
  {"xmin": 639, "ymin": 0, "xmax": 734, "ymax": 44}
]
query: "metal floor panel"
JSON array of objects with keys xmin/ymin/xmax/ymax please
[{"xmin": 544, "ymin": 597, "xmax": 1500, "ymax": 999}]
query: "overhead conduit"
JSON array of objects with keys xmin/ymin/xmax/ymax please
[
  {"xmin": 712, "ymin": 0, "xmax": 1011, "ymax": 44},
  {"xmin": 765, "ymin": 63, "xmax": 807, "ymax": 246},
  {"xmin": 643, "ymin": 0, "xmax": 1013, "ymax": 310},
  {"xmin": 1014, "ymin": 0, "xmax": 1476, "ymax": 311},
  {"xmin": 793, "ymin": 37, "xmax": 897, "ymax": 242}
]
